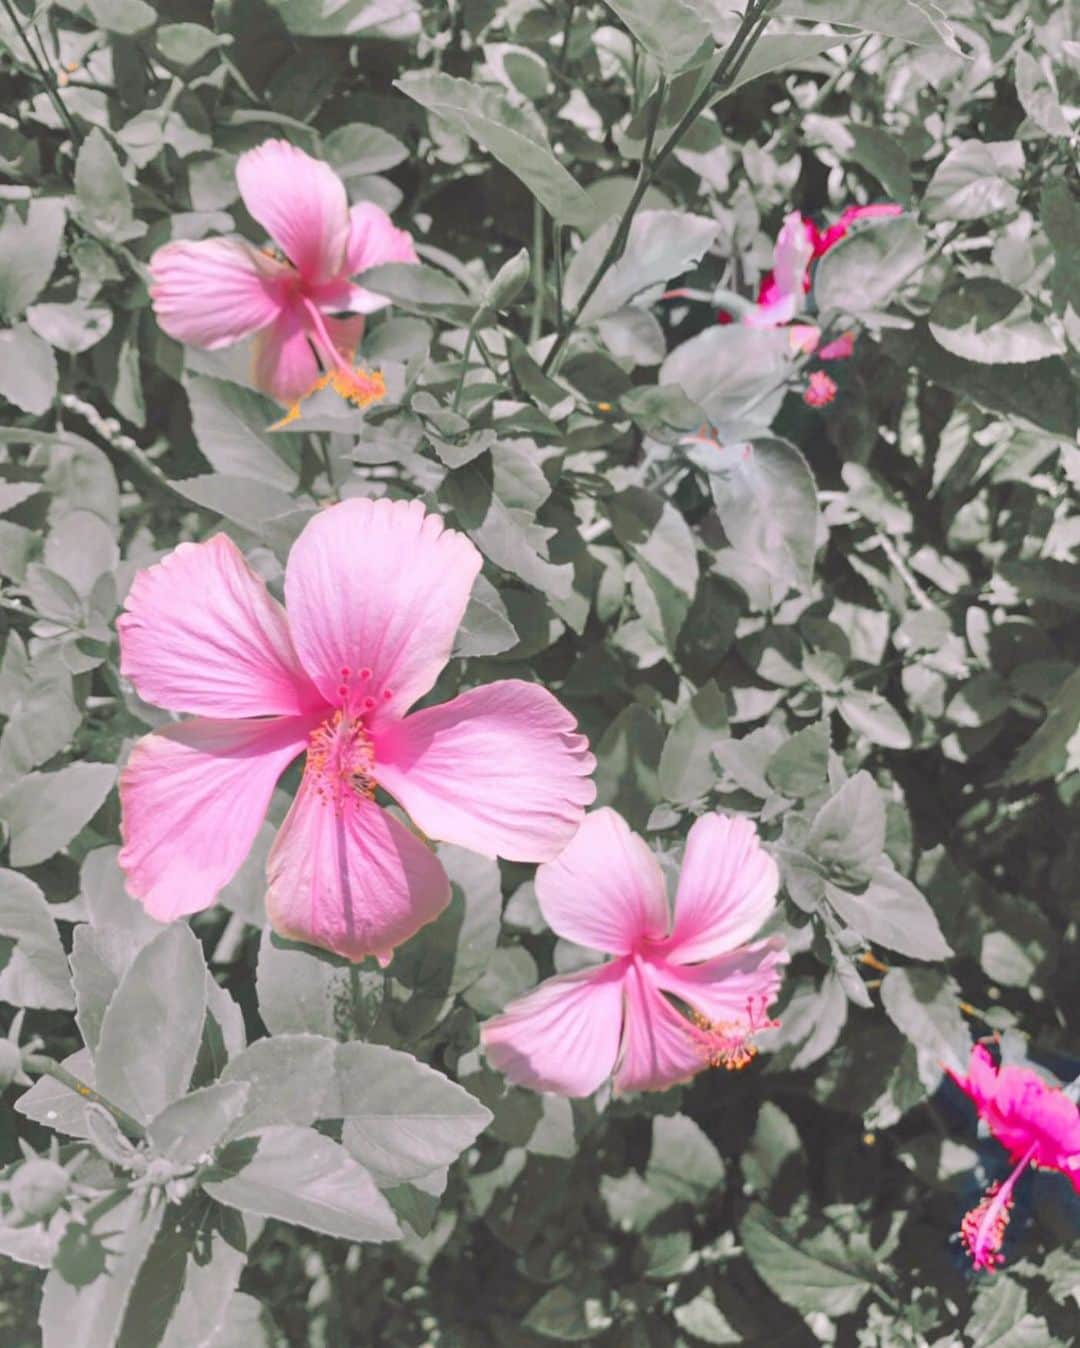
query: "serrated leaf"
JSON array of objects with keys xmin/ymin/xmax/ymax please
[
  {"xmin": 148, "ymin": 1083, "xmax": 252, "ymax": 1166},
  {"xmin": 220, "ymin": 1034, "xmax": 337, "ymax": 1136},
  {"xmin": 739, "ymin": 1204, "xmax": 874, "ymax": 1317}
]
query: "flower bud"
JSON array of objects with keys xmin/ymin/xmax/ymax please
[
  {"xmin": 486, "ymin": 248, "xmax": 530, "ymax": 310},
  {"xmin": 11, "ymin": 1158, "xmax": 70, "ymax": 1221}
]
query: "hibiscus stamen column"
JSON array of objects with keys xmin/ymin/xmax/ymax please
[{"xmin": 960, "ymin": 1142, "xmax": 1038, "ymax": 1272}]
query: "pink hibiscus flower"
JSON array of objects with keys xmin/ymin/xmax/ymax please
[
  {"xmin": 149, "ymin": 139, "xmax": 418, "ymax": 412},
  {"xmin": 481, "ymin": 809, "xmax": 787, "ymax": 1096},
  {"xmin": 949, "ymin": 1045, "xmax": 1080, "ymax": 1271},
  {"xmin": 116, "ymin": 499, "xmax": 596, "ymax": 964}
]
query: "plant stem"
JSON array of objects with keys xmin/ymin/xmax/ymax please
[
  {"xmin": 530, "ymin": 200, "xmax": 545, "ymax": 344},
  {"xmin": 1, "ymin": 0, "xmax": 79, "ymax": 142},
  {"xmin": 542, "ymin": 0, "xmax": 773, "ymax": 373},
  {"xmin": 22, "ymin": 1053, "xmax": 146, "ymax": 1141},
  {"xmin": 451, "ymin": 317, "xmax": 480, "ymax": 413}
]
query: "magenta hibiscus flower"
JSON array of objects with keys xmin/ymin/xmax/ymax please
[
  {"xmin": 482, "ymin": 809, "xmax": 787, "ymax": 1096},
  {"xmin": 149, "ymin": 139, "xmax": 417, "ymax": 411},
  {"xmin": 950, "ymin": 1045, "xmax": 1080, "ymax": 1271},
  {"xmin": 117, "ymin": 499, "xmax": 596, "ymax": 964}
]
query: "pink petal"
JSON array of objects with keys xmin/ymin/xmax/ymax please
[
  {"xmin": 481, "ymin": 962, "xmax": 627, "ymax": 1097},
  {"xmin": 343, "ymin": 202, "xmax": 419, "ymax": 313},
  {"xmin": 265, "ymin": 785, "xmax": 450, "ymax": 964},
  {"xmin": 252, "ymin": 304, "xmax": 321, "ymax": 404},
  {"xmin": 284, "ymin": 498, "xmax": 482, "ymax": 719},
  {"xmin": 118, "ymin": 534, "xmax": 324, "ymax": 719},
  {"xmin": 613, "ymin": 960, "xmax": 708, "ymax": 1094},
  {"xmin": 532, "ymin": 808, "xmax": 668, "ymax": 955},
  {"xmin": 664, "ymin": 814, "xmax": 779, "ymax": 963},
  {"xmin": 771, "ymin": 211, "xmax": 814, "ymax": 297},
  {"xmin": 818, "ymin": 331, "xmax": 856, "ymax": 361},
  {"xmin": 649, "ymin": 937, "xmax": 787, "ymax": 1027},
  {"xmin": 743, "ymin": 279, "xmax": 798, "ymax": 328},
  {"xmin": 375, "ymin": 680, "xmax": 597, "ymax": 863},
  {"xmin": 149, "ymin": 238, "xmax": 285, "ymax": 349},
  {"xmin": 119, "ymin": 716, "xmax": 310, "ymax": 922},
  {"xmin": 236, "ymin": 139, "xmax": 350, "ymax": 285}
]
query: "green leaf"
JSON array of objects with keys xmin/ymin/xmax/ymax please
[
  {"xmin": 204, "ymin": 1125, "xmax": 401, "ymax": 1242},
  {"xmin": 87, "ymin": 0, "xmax": 158, "ymax": 35},
  {"xmin": 330, "ymin": 1042, "xmax": 491, "ymax": 1186},
  {"xmin": 323, "ymin": 123, "xmax": 409, "ymax": 177},
  {"xmin": 659, "ymin": 680, "xmax": 729, "ymax": 804},
  {"xmin": 609, "ymin": 486, "xmax": 699, "ymax": 648},
  {"xmin": 825, "ymin": 863, "xmax": 951, "ymax": 961},
  {"xmin": 186, "ymin": 376, "xmax": 300, "ymax": 490},
  {"xmin": 847, "ymin": 124, "xmax": 913, "ymax": 204},
  {"xmin": 0, "ymin": 655, "xmax": 80, "ymax": 784},
  {"xmin": 709, "ymin": 437, "xmax": 820, "ymax": 594},
  {"xmin": 396, "ymin": 72, "xmax": 602, "ymax": 230},
  {"xmin": 929, "ymin": 279, "xmax": 1064, "ymax": 364},
  {"xmin": 256, "ymin": 930, "xmax": 383, "ymax": 1040},
  {"xmin": 0, "ymin": 324, "xmax": 57, "ymax": 416},
  {"xmin": 0, "ymin": 762, "xmax": 116, "ymax": 866},
  {"xmin": 814, "ymin": 215, "xmax": 925, "ymax": 317},
  {"xmin": 601, "ymin": 1, "xmax": 711, "ymax": 74},
  {"xmin": 524, "ymin": 1285, "xmax": 612, "ymax": 1341},
  {"xmin": 806, "ymin": 771, "xmax": 885, "ymax": 889},
  {"xmin": 836, "ymin": 689, "xmax": 913, "ymax": 749},
  {"xmin": 265, "ymin": 0, "xmax": 419, "ymax": 37},
  {"xmin": 148, "ymin": 1083, "xmax": 252, "ymax": 1166},
  {"xmin": 1004, "ymin": 666, "xmax": 1080, "ymax": 784},
  {"xmin": 355, "ymin": 261, "xmax": 472, "ymax": 320},
  {"xmin": 220, "ymin": 1034, "xmax": 338, "ymax": 1136},
  {"xmin": 766, "ymin": 721, "xmax": 829, "ymax": 799},
  {"xmin": 453, "ymin": 574, "xmax": 518, "ymax": 657},
  {"xmin": 970, "ymin": 1277, "xmax": 1054, "ymax": 1348},
  {"xmin": 94, "ymin": 925, "xmax": 208, "ymax": 1124},
  {"xmin": 647, "ymin": 1115, "xmax": 725, "ymax": 1205},
  {"xmin": 660, "ymin": 325, "xmax": 789, "ymax": 440},
  {"xmin": 73, "ymin": 128, "xmax": 145, "ymax": 244},
  {"xmin": 1015, "ymin": 52, "xmax": 1070, "ymax": 139},
  {"xmin": 739, "ymin": 1204, "xmax": 874, "ymax": 1318},
  {"xmin": 0, "ymin": 198, "xmax": 65, "ymax": 320},
  {"xmin": 0, "ymin": 869, "xmax": 74, "ymax": 1010},
  {"xmin": 138, "ymin": 1205, "xmax": 246, "ymax": 1348},
  {"xmin": 724, "ymin": 32, "xmax": 866, "ymax": 96},
  {"xmin": 594, "ymin": 704, "xmax": 664, "ymax": 831},
  {"xmin": 923, "ymin": 141, "xmax": 1023, "ymax": 222},
  {"xmin": 564, "ymin": 210, "xmax": 717, "ymax": 325},
  {"xmin": 156, "ymin": 22, "xmax": 229, "ymax": 67},
  {"xmin": 1042, "ymin": 180, "xmax": 1080, "ymax": 312},
  {"xmin": 772, "ymin": 0, "xmax": 965, "ymax": 52},
  {"xmin": 879, "ymin": 967, "xmax": 970, "ymax": 1089},
  {"xmin": 26, "ymin": 301, "xmax": 113, "ymax": 354}
]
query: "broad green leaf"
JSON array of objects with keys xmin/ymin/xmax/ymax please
[
  {"xmin": 156, "ymin": 23, "xmax": 230, "ymax": 67},
  {"xmin": 923, "ymin": 141, "xmax": 1023, "ymax": 222},
  {"xmin": 396, "ymin": 72, "xmax": 602, "ymax": 230},
  {"xmin": 453, "ymin": 574, "xmax": 519, "ymax": 657},
  {"xmin": 847, "ymin": 124, "xmax": 913, "ymax": 204},
  {"xmin": 170, "ymin": 474, "xmax": 308, "ymax": 544},
  {"xmin": 186, "ymin": 376, "xmax": 300, "ymax": 489},
  {"xmin": 660, "ymin": 325, "xmax": 789, "ymax": 440},
  {"xmin": 564, "ymin": 210, "xmax": 717, "ymax": 324},
  {"xmin": 266, "ymin": 0, "xmax": 419, "ymax": 37},
  {"xmin": 354, "ymin": 261, "xmax": 472, "ymax": 319},
  {"xmin": 647, "ymin": 1115, "xmax": 725, "ymax": 1206},
  {"xmin": 602, "ymin": 1, "xmax": 711, "ymax": 74},
  {"xmin": 0, "ymin": 869, "xmax": 74, "ymax": 1010},
  {"xmin": 945, "ymin": 670, "xmax": 1011, "ymax": 727},
  {"xmin": 879, "ymin": 967, "xmax": 970, "ymax": 1089},
  {"xmin": 825, "ymin": 863, "xmax": 951, "ymax": 961},
  {"xmin": 0, "ymin": 761, "xmax": 116, "ymax": 866},
  {"xmin": 148, "ymin": 1083, "xmax": 252, "ymax": 1165},
  {"xmin": 1042, "ymin": 180, "xmax": 1080, "ymax": 312},
  {"xmin": 709, "ymin": 437, "xmax": 820, "ymax": 593},
  {"xmin": 257, "ymin": 930, "xmax": 383, "ymax": 1039},
  {"xmin": 73, "ymin": 128, "xmax": 145, "ymax": 244},
  {"xmin": 773, "ymin": 0, "xmax": 964, "ymax": 52},
  {"xmin": 739, "ymin": 1204, "xmax": 874, "ymax": 1318},
  {"xmin": 94, "ymin": 925, "xmax": 208, "ymax": 1124},
  {"xmin": 806, "ymin": 771, "xmax": 885, "ymax": 889},
  {"xmin": 593, "ymin": 704, "xmax": 664, "ymax": 831},
  {"xmin": 1004, "ymin": 666, "xmax": 1080, "ymax": 784},
  {"xmin": 0, "ymin": 323, "xmax": 58, "ymax": 414},
  {"xmin": 930, "ymin": 279, "xmax": 1064, "ymax": 364},
  {"xmin": 523, "ymin": 1285, "xmax": 613, "ymax": 1341},
  {"xmin": 723, "ymin": 32, "xmax": 864, "ymax": 97},
  {"xmin": 71, "ymin": 925, "xmax": 128, "ymax": 1053},
  {"xmin": 970, "ymin": 1277, "xmax": 1054, "ymax": 1348},
  {"xmin": 609, "ymin": 486, "xmax": 699, "ymax": 648},
  {"xmin": 836, "ymin": 689, "xmax": 913, "ymax": 749},
  {"xmin": 1015, "ymin": 52, "xmax": 1070, "ymax": 139},
  {"xmin": 330, "ymin": 1042, "xmax": 492, "ymax": 1185},
  {"xmin": 204, "ymin": 1125, "xmax": 401, "ymax": 1242},
  {"xmin": 323, "ymin": 123, "xmax": 409, "ymax": 176},
  {"xmin": 155, "ymin": 1215, "xmax": 247, "ymax": 1348},
  {"xmin": 766, "ymin": 721, "xmax": 829, "ymax": 799},
  {"xmin": 0, "ymin": 655, "xmax": 80, "ymax": 784},
  {"xmin": 220, "ymin": 1034, "xmax": 337, "ymax": 1136},
  {"xmin": 0, "ymin": 198, "xmax": 66, "ymax": 320},
  {"xmin": 813, "ymin": 215, "xmax": 925, "ymax": 317},
  {"xmin": 87, "ymin": 0, "xmax": 157, "ymax": 34},
  {"xmin": 26, "ymin": 301, "xmax": 113, "ymax": 354},
  {"xmin": 659, "ymin": 680, "xmax": 729, "ymax": 804}
]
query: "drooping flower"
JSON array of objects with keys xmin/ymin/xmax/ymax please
[
  {"xmin": 949, "ymin": 1045, "xmax": 1080, "ymax": 1271},
  {"xmin": 803, "ymin": 370, "xmax": 838, "ymax": 408},
  {"xmin": 117, "ymin": 499, "xmax": 596, "ymax": 964},
  {"xmin": 481, "ymin": 809, "xmax": 787, "ymax": 1096},
  {"xmin": 149, "ymin": 139, "xmax": 417, "ymax": 413}
]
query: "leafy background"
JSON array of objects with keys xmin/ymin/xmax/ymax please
[{"xmin": 0, "ymin": 0, "xmax": 1078, "ymax": 1344}]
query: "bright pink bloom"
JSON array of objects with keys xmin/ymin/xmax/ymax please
[
  {"xmin": 817, "ymin": 330, "xmax": 856, "ymax": 361},
  {"xmin": 149, "ymin": 139, "xmax": 418, "ymax": 407},
  {"xmin": 481, "ymin": 809, "xmax": 787, "ymax": 1097},
  {"xmin": 117, "ymin": 499, "xmax": 595, "ymax": 964},
  {"xmin": 803, "ymin": 370, "xmax": 838, "ymax": 408},
  {"xmin": 949, "ymin": 1045, "xmax": 1080, "ymax": 1271},
  {"xmin": 812, "ymin": 202, "xmax": 904, "ymax": 257}
]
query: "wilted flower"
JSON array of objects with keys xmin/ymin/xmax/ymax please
[
  {"xmin": 149, "ymin": 139, "xmax": 417, "ymax": 415},
  {"xmin": 118, "ymin": 499, "xmax": 595, "ymax": 964},
  {"xmin": 482, "ymin": 809, "xmax": 787, "ymax": 1096},
  {"xmin": 949, "ymin": 1045, "xmax": 1080, "ymax": 1271}
]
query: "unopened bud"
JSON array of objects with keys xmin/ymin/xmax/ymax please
[
  {"xmin": 486, "ymin": 248, "xmax": 530, "ymax": 310},
  {"xmin": 11, "ymin": 1158, "xmax": 70, "ymax": 1221}
]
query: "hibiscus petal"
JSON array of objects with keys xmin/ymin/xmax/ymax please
[
  {"xmin": 119, "ymin": 716, "xmax": 310, "ymax": 922},
  {"xmin": 344, "ymin": 202, "xmax": 419, "ymax": 313},
  {"xmin": 118, "ymin": 534, "xmax": 324, "ymax": 718},
  {"xmin": 284, "ymin": 498, "xmax": 482, "ymax": 719},
  {"xmin": 481, "ymin": 962, "xmax": 627, "ymax": 1097},
  {"xmin": 265, "ymin": 786, "xmax": 450, "ymax": 964},
  {"xmin": 649, "ymin": 938, "xmax": 787, "ymax": 1027},
  {"xmin": 236, "ymin": 139, "xmax": 350, "ymax": 284},
  {"xmin": 148, "ymin": 238, "xmax": 284, "ymax": 350},
  {"xmin": 252, "ymin": 305, "xmax": 321, "ymax": 405},
  {"xmin": 375, "ymin": 680, "xmax": 596, "ymax": 863},
  {"xmin": 664, "ymin": 814, "xmax": 779, "ymax": 963},
  {"xmin": 531, "ymin": 808, "xmax": 668, "ymax": 955},
  {"xmin": 613, "ymin": 960, "xmax": 708, "ymax": 1094}
]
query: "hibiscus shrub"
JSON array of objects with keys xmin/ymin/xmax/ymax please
[{"xmin": 0, "ymin": 0, "xmax": 1078, "ymax": 1344}]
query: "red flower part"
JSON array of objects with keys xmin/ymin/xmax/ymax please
[
  {"xmin": 812, "ymin": 203, "xmax": 904, "ymax": 258},
  {"xmin": 803, "ymin": 371, "xmax": 837, "ymax": 407}
]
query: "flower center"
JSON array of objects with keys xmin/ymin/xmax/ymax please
[
  {"xmin": 305, "ymin": 710, "xmax": 376, "ymax": 812},
  {"xmin": 958, "ymin": 1141, "xmax": 1037, "ymax": 1272},
  {"xmin": 685, "ymin": 995, "xmax": 779, "ymax": 1072}
]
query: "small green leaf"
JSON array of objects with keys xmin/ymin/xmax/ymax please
[
  {"xmin": 923, "ymin": 141, "xmax": 1023, "ymax": 222},
  {"xmin": 323, "ymin": 123, "xmax": 409, "ymax": 177},
  {"xmin": 659, "ymin": 680, "xmax": 729, "ymax": 804},
  {"xmin": 0, "ymin": 198, "xmax": 66, "ymax": 320},
  {"xmin": 806, "ymin": 771, "xmax": 885, "ymax": 889},
  {"xmin": 602, "ymin": 0, "xmax": 711, "ymax": 74},
  {"xmin": 0, "ymin": 762, "xmax": 116, "ymax": 866},
  {"xmin": 826, "ymin": 863, "xmax": 951, "ymax": 961},
  {"xmin": 837, "ymin": 689, "xmax": 913, "ymax": 749},
  {"xmin": 879, "ymin": 966, "xmax": 970, "ymax": 1089},
  {"xmin": 0, "ymin": 869, "xmax": 74, "ymax": 1010},
  {"xmin": 814, "ymin": 215, "xmax": 925, "ymax": 317},
  {"xmin": 766, "ymin": 721, "xmax": 829, "ymax": 799},
  {"xmin": 148, "ymin": 1083, "xmax": 252, "ymax": 1166},
  {"xmin": 73, "ymin": 128, "xmax": 146, "ymax": 244},
  {"xmin": 847, "ymin": 124, "xmax": 913, "ymax": 204},
  {"xmin": 26, "ymin": 302, "xmax": 113, "ymax": 354},
  {"xmin": 219, "ymin": 1034, "xmax": 337, "ymax": 1136},
  {"xmin": 87, "ymin": 0, "xmax": 157, "ymax": 34},
  {"xmin": 157, "ymin": 22, "xmax": 230, "ymax": 67},
  {"xmin": 739, "ymin": 1204, "xmax": 874, "ymax": 1318}
]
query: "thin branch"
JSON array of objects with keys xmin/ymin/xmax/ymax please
[
  {"xmin": 0, "ymin": 0, "xmax": 79, "ymax": 141},
  {"xmin": 23, "ymin": 1053, "xmax": 146, "ymax": 1141}
]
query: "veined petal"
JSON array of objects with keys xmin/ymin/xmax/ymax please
[
  {"xmin": 252, "ymin": 305, "xmax": 321, "ymax": 405},
  {"xmin": 236, "ymin": 139, "xmax": 350, "ymax": 284},
  {"xmin": 533, "ymin": 808, "xmax": 668, "ymax": 955},
  {"xmin": 649, "ymin": 938, "xmax": 787, "ymax": 1028},
  {"xmin": 284, "ymin": 498, "xmax": 482, "ymax": 720},
  {"xmin": 149, "ymin": 238, "xmax": 285, "ymax": 350},
  {"xmin": 613, "ymin": 960, "xmax": 708, "ymax": 1095},
  {"xmin": 344, "ymin": 202, "xmax": 419, "ymax": 313},
  {"xmin": 265, "ymin": 785, "xmax": 450, "ymax": 965},
  {"xmin": 772, "ymin": 211, "xmax": 815, "ymax": 295},
  {"xmin": 118, "ymin": 534, "xmax": 324, "ymax": 719},
  {"xmin": 375, "ymin": 681, "xmax": 596, "ymax": 863},
  {"xmin": 481, "ymin": 962, "xmax": 627, "ymax": 1097},
  {"xmin": 119, "ymin": 716, "xmax": 310, "ymax": 922},
  {"xmin": 664, "ymin": 814, "xmax": 778, "ymax": 963}
]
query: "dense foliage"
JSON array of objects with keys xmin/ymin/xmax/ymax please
[{"xmin": 0, "ymin": 0, "xmax": 1078, "ymax": 1344}]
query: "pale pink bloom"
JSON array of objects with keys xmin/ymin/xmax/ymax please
[
  {"xmin": 949, "ymin": 1045, "xmax": 1080, "ymax": 1272},
  {"xmin": 744, "ymin": 211, "xmax": 815, "ymax": 328},
  {"xmin": 803, "ymin": 370, "xmax": 838, "ymax": 408},
  {"xmin": 149, "ymin": 139, "xmax": 417, "ymax": 407},
  {"xmin": 482, "ymin": 809, "xmax": 787, "ymax": 1097},
  {"xmin": 117, "ymin": 499, "xmax": 595, "ymax": 964}
]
